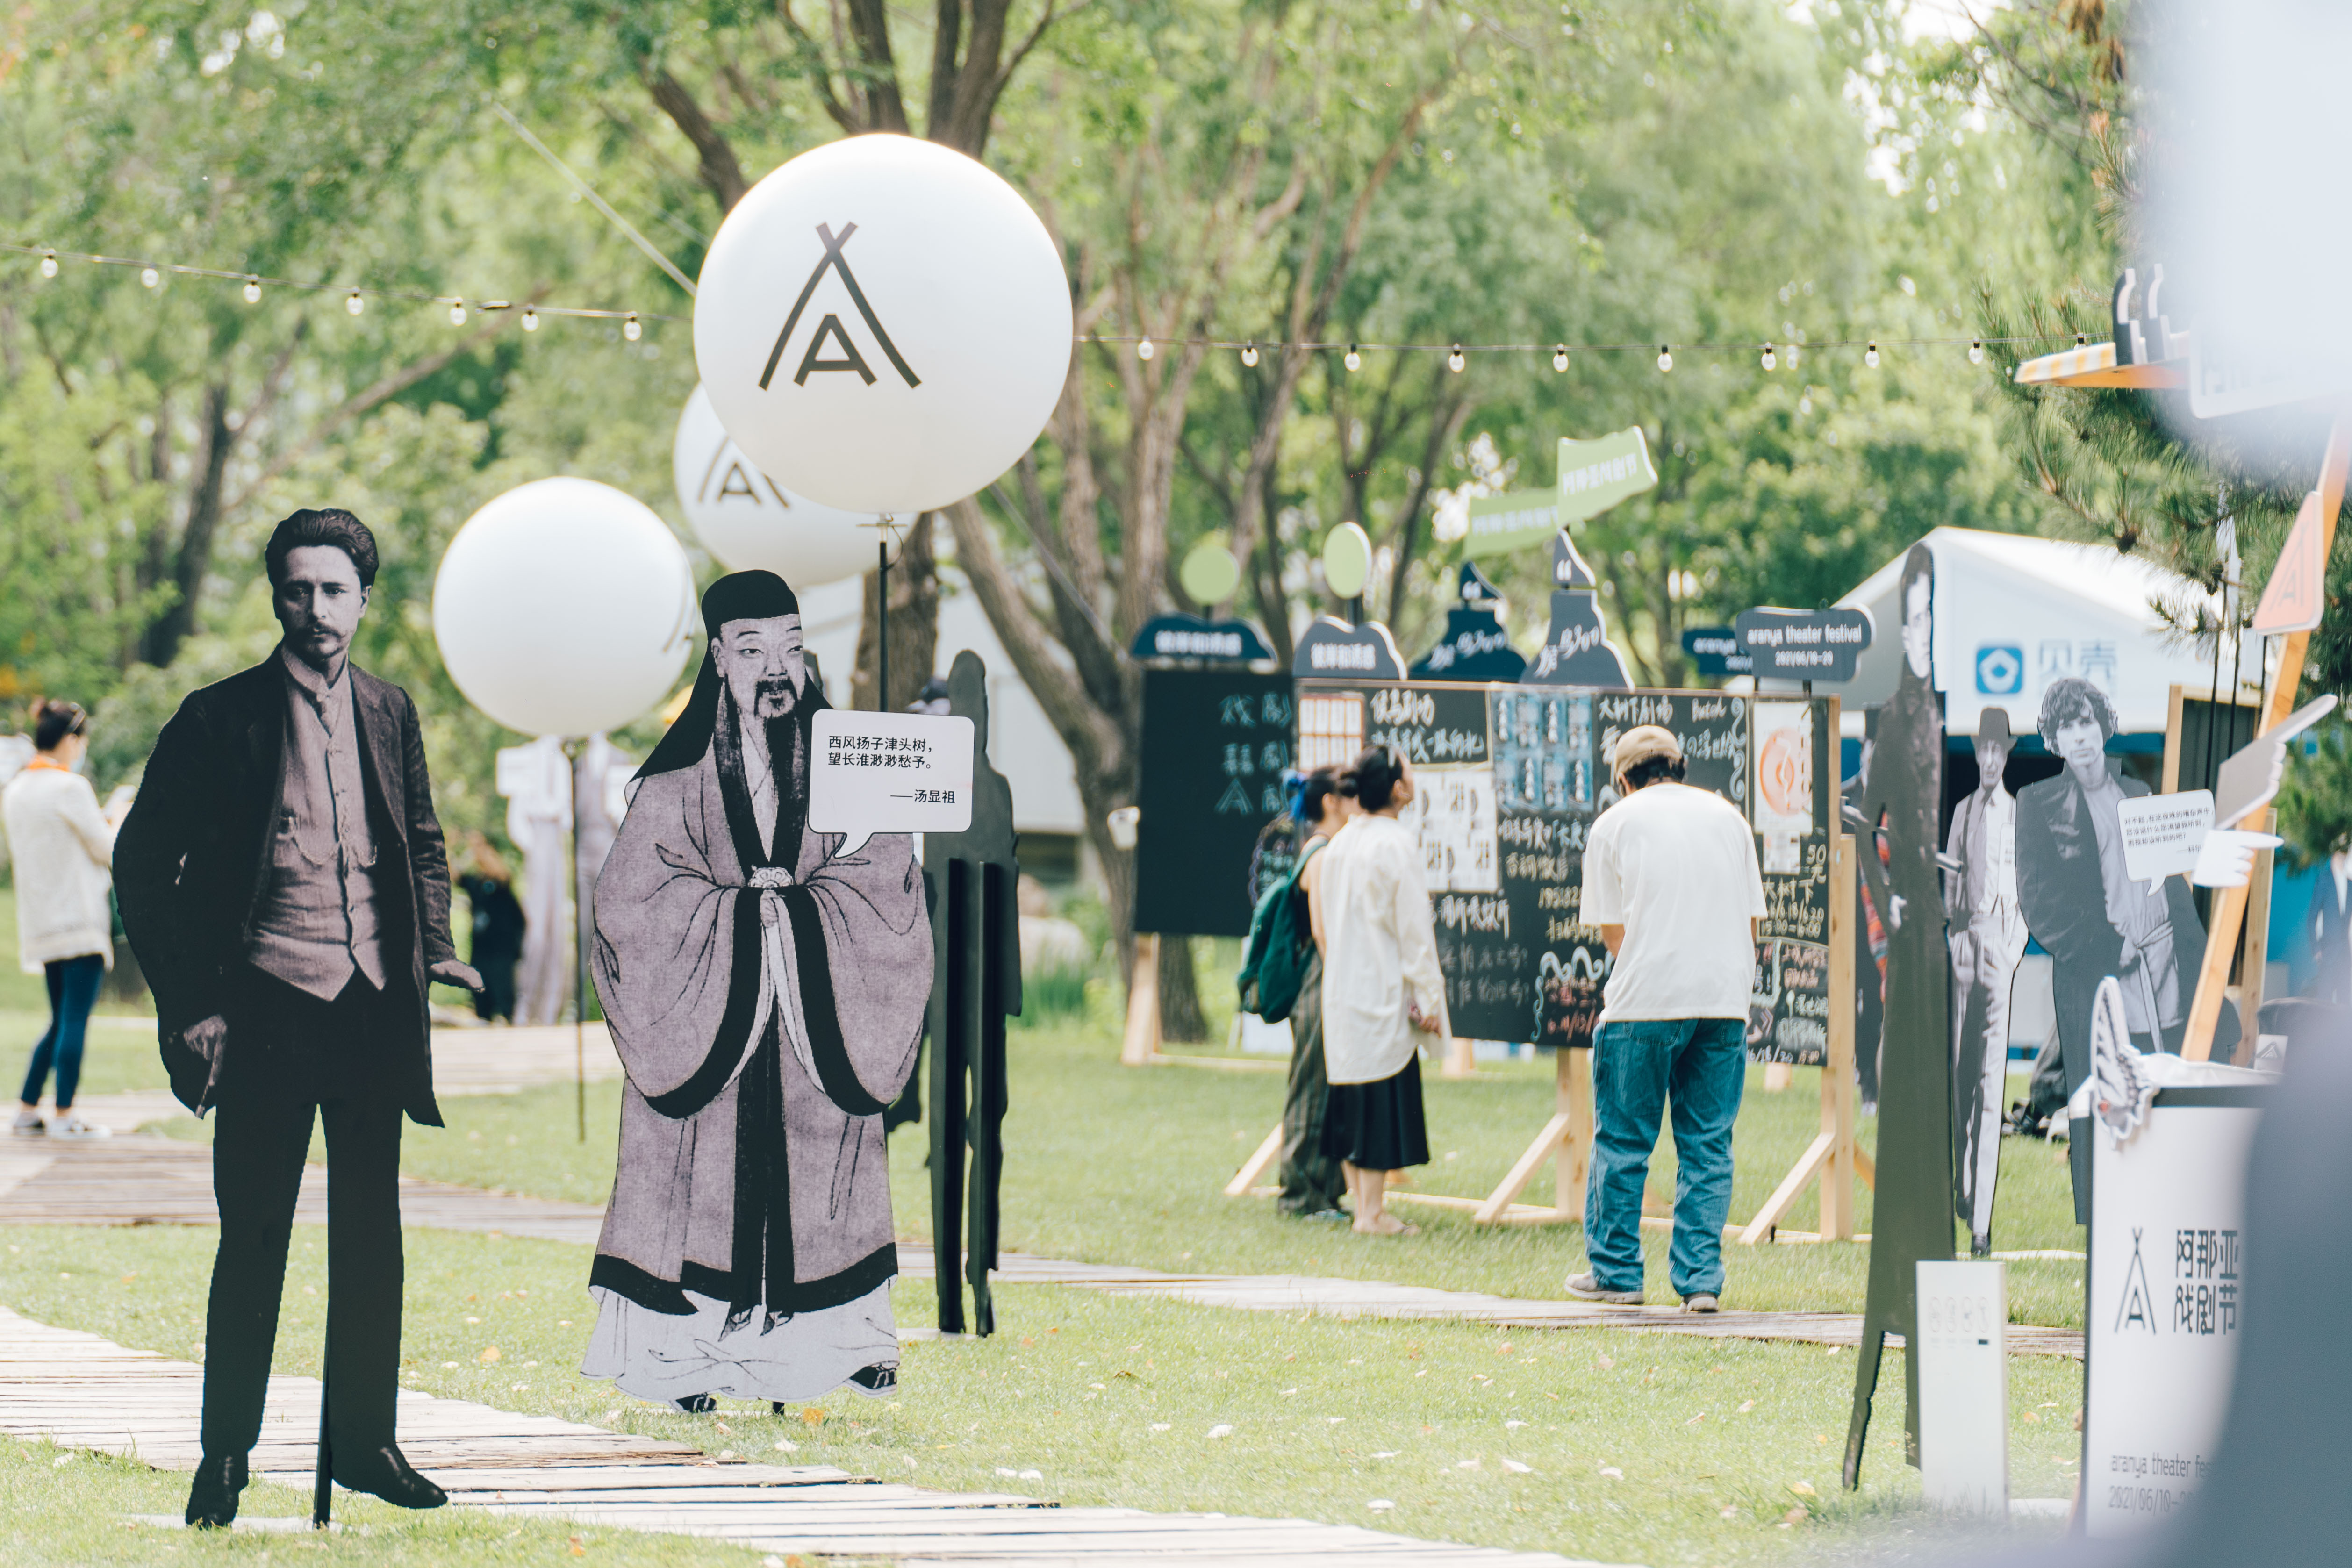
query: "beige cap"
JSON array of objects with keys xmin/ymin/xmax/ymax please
[{"xmin": 1611, "ymin": 724, "xmax": 1683, "ymax": 776}]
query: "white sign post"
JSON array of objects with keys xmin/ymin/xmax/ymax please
[
  {"xmin": 808, "ymin": 711, "xmax": 975, "ymax": 851},
  {"xmin": 2083, "ymin": 1088, "xmax": 2267, "ymax": 1538},
  {"xmin": 1916, "ymin": 1260, "xmax": 2011, "ymax": 1514}
]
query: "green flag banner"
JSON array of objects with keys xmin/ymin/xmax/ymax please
[
  {"xmin": 1556, "ymin": 427, "xmax": 1658, "ymax": 523},
  {"xmin": 1461, "ymin": 489, "xmax": 1560, "ymax": 560}
]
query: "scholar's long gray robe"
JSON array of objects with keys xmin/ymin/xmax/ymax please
[{"xmin": 583, "ymin": 716, "xmax": 930, "ymax": 1401}]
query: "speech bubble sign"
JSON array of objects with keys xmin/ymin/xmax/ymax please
[
  {"xmin": 809, "ymin": 710, "xmax": 975, "ymax": 855},
  {"xmin": 2117, "ymin": 790, "xmax": 2215, "ymax": 883}
]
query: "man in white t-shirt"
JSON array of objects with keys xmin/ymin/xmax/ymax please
[{"xmin": 1569, "ymin": 725, "xmax": 1766, "ymax": 1313}]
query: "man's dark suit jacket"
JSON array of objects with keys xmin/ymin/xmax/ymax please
[
  {"xmin": 2015, "ymin": 766, "xmax": 2233, "ymax": 1066},
  {"xmin": 114, "ymin": 657, "xmax": 459, "ymax": 1124}
]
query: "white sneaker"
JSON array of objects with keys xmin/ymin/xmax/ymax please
[
  {"xmin": 50, "ymin": 1112, "xmax": 110, "ymax": 1140},
  {"xmin": 9, "ymin": 1110, "xmax": 43, "ymax": 1137}
]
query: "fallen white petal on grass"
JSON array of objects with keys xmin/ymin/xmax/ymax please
[
  {"xmin": 1502, "ymin": 1459, "xmax": 1532, "ymax": 1474},
  {"xmin": 1505, "ymin": 1419, "xmax": 1528, "ymax": 1429},
  {"xmin": 773, "ymin": 1439, "xmax": 798, "ymax": 1453},
  {"xmin": 1790, "ymin": 1481, "xmax": 1817, "ymax": 1496},
  {"xmin": 1367, "ymin": 1500, "xmax": 1396, "ymax": 1511},
  {"xmin": 1373, "ymin": 1451, "xmax": 1401, "ymax": 1460},
  {"xmin": 1457, "ymin": 1459, "xmax": 1481, "ymax": 1470},
  {"xmin": 1149, "ymin": 1423, "xmax": 1171, "ymax": 1432},
  {"xmin": 1208, "ymin": 1424, "xmax": 1234, "ymax": 1439},
  {"xmin": 996, "ymin": 1468, "xmax": 1019, "ymax": 1478},
  {"xmin": 1019, "ymin": 1468, "xmax": 1043, "ymax": 1480},
  {"xmin": 1599, "ymin": 1465, "xmax": 1624, "ymax": 1479},
  {"xmin": 1738, "ymin": 1400, "xmax": 1756, "ymax": 1413}
]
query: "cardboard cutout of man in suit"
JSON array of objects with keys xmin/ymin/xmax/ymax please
[
  {"xmin": 1944, "ymin": 707, "xmax": 2024, "ymax": 1255},
  {"xmin": 1842, "ymin": 544, "xmax": 1953, "ymax": 1485},
  {"xmin": 2015, "ymin": 675, "xmax": 2234, "ymax": 1223},
  {"xmin": 115, "ymin": 509, "xmax": 482, "ymax": 1528}
]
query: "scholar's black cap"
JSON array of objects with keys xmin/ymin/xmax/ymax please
[{"xmin": 700, "ymin": 570, "xmax": 800, "ymax": 637}]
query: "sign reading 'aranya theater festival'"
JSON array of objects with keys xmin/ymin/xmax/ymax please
[{"xmin": 1735, "ymin": 607, "xmax": 1875, "ymax": 683}]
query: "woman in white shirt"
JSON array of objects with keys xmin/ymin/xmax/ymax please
[
  {"xmin": 1312, "ymin": 746, "xmax": 1448, "ymax": 1236},
  {"xmin": 2, "ymin": 701, "xmax": 125, "ymax": 1138}
]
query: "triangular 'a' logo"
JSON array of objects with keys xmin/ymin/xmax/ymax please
[
  {"xmin": 2252, "ymin": 488, "xmax": 2327, "ymax": 636},
  {"xmin": 2115, "ymin": 1227, "xmax": 2157, "ymax": 1334},
  {"xmin": 759, "ymin": 222, "xmax": 921, "ymax": 392}
]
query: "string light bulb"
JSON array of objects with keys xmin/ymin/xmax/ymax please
[
  {"xmin": 2074, "ymin": 332, "xmax": 2088, "ymax": 348},
  {"xmin": 39, "ymin": 250, "xmax": 58, "ymax": 279},
  {"xmin": 1864, "ymin": 341, "xmax": 1879, "ymax": 369},
  {"xmin": 1760, "ymin": 343, "xmax": 1778, "ymax": 371},
  {"xmin": 242, "ymin": 276, "xmax": 261, "ymax": 303},
  {"xmin": 1240, "ymin": 341, "xmax": 1258, "ymax": 367},
  {"xmin": 624, "ymin": 313, "xmax": 642, "ymax": 342},
  {"xmin": 521, "ymin": 306, "xmax": 539, "ymax": 332},
  {"xmin": 448, "ymin": 301, "xmax": 468, "ymax": 326},
  {"xmin": 1344, "ymin": 344, "xmax": 1361, "ymax": 373},
  {"xmin": 1447, "ymin": 344, "xmax": 1466, "ymax": 374},
  {"xmin": 140, "ymin": 266, "xmax": 160, "ymax": 288},
  {"xmin": 1656, "ymin": 345, "xmax": 1673, "ymax": 373},
  {"xmin": 1553, "ymin": 345, "xmax": 1569, "ymax": 372},
  {"xmin": 1136, "ymin": 337, "xmax": 1154, "ymax": 361},
  {"xmin": 1969, "ymin": 339, "xmax": 1986, "ymax": 365},
  {"xmin": 345, "ymin": 289, "xmax": 365, "ymax": 317}
]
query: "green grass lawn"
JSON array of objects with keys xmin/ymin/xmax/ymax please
[
  {"xmin": 125, "ymin": 1018, "xmax": 2089, "ymax": 1328},
  {"xmin": 0, "ymin": 1224, "xmax": 2075, "ymax": 1567}
]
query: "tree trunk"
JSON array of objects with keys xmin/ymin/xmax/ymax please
[
  {"xmin": 1157, "ymin": 933, "xmax": 1209, "ymax": 1043},
  {"xmin": 141, "ymin": 382, "xmax": 236, "ymax": 670},
  {"xmin": 849, "ymin": 512, "xmax": 940, "ymax": 710}
]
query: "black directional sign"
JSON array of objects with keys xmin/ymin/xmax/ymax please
[{"xmin": 1681, "ymin": 627, "xmax": 1754, "ymax": 676}]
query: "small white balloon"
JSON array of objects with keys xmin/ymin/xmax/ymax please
[
  {"xmin": 434, "ymin": 478, "xmax": 697, "ymax": 737},
  {"xmin": 672, "ymin": 384, "xmax": 885, "ymax": 586},
  {"xmin": 693, "ymin": 133, "xmax": 1072, "ymax": 516}
]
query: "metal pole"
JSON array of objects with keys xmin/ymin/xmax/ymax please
[
  {"xmin": 311, "ymin": 1354, "xmax": 333, "ymax": 1527},
  {"xmin": 878, "ymin": 535, "xmax": 890, "ymax": 711},
  {"xmin": 570, "ymin": 740, "xmax": 585, "ymax": 1144}
]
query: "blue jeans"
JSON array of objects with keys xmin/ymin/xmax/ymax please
[
  {"xmin": 22, "ymin": 953, "xmax": 105, "ymax": 1110},
  {"xmin": 1584, "ymin": 1017, "xmax": 1747, "ymax": 1298}
]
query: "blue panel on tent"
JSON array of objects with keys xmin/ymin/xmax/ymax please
[{"xmin": 2270, "ymin": 859, "xmax": 2323, "ymax": 998}]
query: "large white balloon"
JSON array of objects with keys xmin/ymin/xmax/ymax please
[
  {"xmin": 434, "ymin": 478, "xmax": 697, "ymax": 737},
  {"xmin": 693, "ymin": 133, "xmax": 1072, "ymax": 516},
  {"xmin": 671, "ymin": 384, "xmax": 884, "ymax": 586}
]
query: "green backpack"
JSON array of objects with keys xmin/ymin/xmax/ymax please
[{"xmin": 1234, "ymin": 838, "xmax": 1326, "ymax": 1024}]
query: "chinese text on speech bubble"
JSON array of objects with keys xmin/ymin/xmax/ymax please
[
  {"xmin": 2117, "ymin": 790, "xmax": 2214, "ymax": 883},
  {"xmin": 810, "ymin": 711, "xmax": 975, "ymax": 854}
]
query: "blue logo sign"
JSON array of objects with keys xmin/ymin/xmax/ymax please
[{"xmin": 1976, "ymin": 644, "xmax": 2024, "ymax": 695}]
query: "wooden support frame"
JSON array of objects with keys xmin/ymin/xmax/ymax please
[
  {"xmin": 1738, "ymin": 832, "xmax": 1863, "ymax": 1243},
  {"xmin": 1120, "ymin": 931, "xmax": 1162, "ymax": 1067},
  {"xmin": 2186, "ymin": 409, "xmax": 2352, "ymax": 1061}
]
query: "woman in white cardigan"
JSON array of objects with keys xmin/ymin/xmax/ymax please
[
  {"xmin": 2, "ymin": 701, "xmax": 124, "ymax": 1137},
  {"xmin": 1312, "ymin": 746, "xmax": 1448, "ymax": 1236}
]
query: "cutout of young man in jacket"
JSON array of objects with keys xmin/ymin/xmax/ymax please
[{"xmin": 115, "ymin": 508, "xmax": 481, "ymax": 1528}]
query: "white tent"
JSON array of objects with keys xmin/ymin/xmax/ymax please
[{"xmin": 1765, "ymin": 527, "xmax": 2254, "ymax": 738}]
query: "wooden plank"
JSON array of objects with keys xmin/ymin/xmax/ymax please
[
  {"xmin": 1736, "ymin": 1130, "xmax": 1833, "ymax": 1246},
  {"xmin": 1120, "ymin": 932, "xmax": 1161, "ymax": 1067},
  {"xmin": 1223, "ymin": 1125, "xmax": 1284, "ymax": 1197}
]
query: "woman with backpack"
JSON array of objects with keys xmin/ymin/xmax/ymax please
[
  {"xmin": 1235, "ymin": 767, "xmax": 1352, "ymax": 1221},
  {"xmin": 1317, "ymin": 746, "xmax": 1448, "ymax": 1236}
]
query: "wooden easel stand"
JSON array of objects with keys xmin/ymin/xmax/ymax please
[{"xmin": 2185, "ymin": 410, "xmax": 2352, "ymax": 1062}]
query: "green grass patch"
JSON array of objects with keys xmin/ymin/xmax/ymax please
[
  {"xmin": 135, "ymin": 1023, "xmax": 2087, "ymax": 1327},
  {"xmin": 0, "ymin": 1224, "xmax": 2075, "ymax": 1567}
]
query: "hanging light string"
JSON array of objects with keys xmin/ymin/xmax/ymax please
[
  {"xmin": 11, "ymin": 242, "xmax": 2064, "ymax": 371},
  {"xmin": 6, "ymin": 241, "xmax": 673, "ymax": 336},
  {"xmin": 1081, "ymin": 332, "xmax": 2048, "ymax": 366}
]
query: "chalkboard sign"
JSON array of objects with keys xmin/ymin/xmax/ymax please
[
  {"xmin": 1748, "ymin": 697, "xmax": 1837, "ymax": 1064},
  {"xmin": 1294, "ymin": 680, "xmax": 1753, "ymax": 1046},
  {"xmin": 1135, "ymin": 667, "xmax": 1294, "ymax": 937}
]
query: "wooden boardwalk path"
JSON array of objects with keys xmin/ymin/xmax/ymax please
[{"xmin": 0, "ymin": 1306, "xmax": 1606, "ymax": 1566}]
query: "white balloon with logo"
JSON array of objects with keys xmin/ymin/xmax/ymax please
[
  {"xmin": 672, "ymin": 383, "xmax": 883, "ymax": 585},
  {"xmin": 692, "ymin": 133, "xmax": 1072, "ymax": 516},
  {"xmin": 434, "ymin": 477, "xmax": 698, "ymax": 737}
]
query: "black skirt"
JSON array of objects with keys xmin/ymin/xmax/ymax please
[{"xmin": 1320, "ymin": 1055, "xmax": 1430, "ymax": 1171}]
